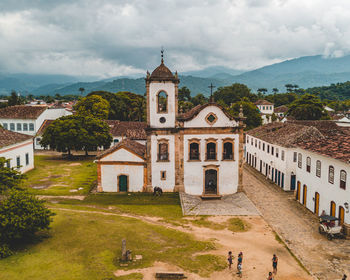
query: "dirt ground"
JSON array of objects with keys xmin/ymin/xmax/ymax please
[
  {"xmin": 114, "ymin": 215, "xmax": 312, "ymax": 280},
  {"xmin": 244, "ymin": 165, "xmax": 350, "ymax": 279}
]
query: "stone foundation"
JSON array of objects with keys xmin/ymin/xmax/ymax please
[{"xmin": 342, "ymin": 223, "xmax": 350, "ymax": 238}]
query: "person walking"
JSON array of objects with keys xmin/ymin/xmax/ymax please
[
  {"xmin": 342, "ymin": 275, "xmax": 347, "ymax": 280},
  {"xmin": 267, "ymin": 271, "xmax": 274, "ymax": 280},
  {"xmin": 237, "ymin": 252, "xmax": 243, "ymax": 277},
  {"xmin": 227, "ymin": 251, "xmax": 233, "ymax": 269},
  {"xmin": 272, "ymin": 254, "xmax": 278, "ymax": 275}
]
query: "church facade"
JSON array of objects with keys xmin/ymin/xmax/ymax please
[{"xmin": 97, "ymin": 58, "xmax": 245, "ymax": 196}]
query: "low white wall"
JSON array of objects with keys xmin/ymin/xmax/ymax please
[
  {"xmin": 100, "ymin": 164, "xmax": 144, "ymax": 192},
  {"xmin": 0, "ymin": 139, "xmax": 34, "ymax": 173}
]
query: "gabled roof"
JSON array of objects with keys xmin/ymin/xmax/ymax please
[
  {"xmin": 255, "ymin": 100, "xmax": 273, "ymax": 106},
  {"xmin": 36, "ymin": 119, "xmax": 54, "ymax": 136},
  {"xmin": 177, "ymin": 102, "xmax": 239, "ymax": 122},
  {"xmin": 97, "ymin": 139, "xmax": 146, "ymax": 160},
  {"xmin": 105, "ymin": 120, "xmax": 147, "ymax": 140},
  {"xmin": 274, "ymin": 105, "xmax": 288, "ymax": 113},
  {"xmin": 0, "ymin": 105, "xmax": 47, "ymax": 119},
  {"xmin": 0, "ymin": 127, "xmax": 33, "ymax": 149}
]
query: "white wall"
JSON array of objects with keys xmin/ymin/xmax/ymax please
[
  {"xmin": 149, "ymin": 82, "xmax": 176, "ymax": 128},
  {"xmin": 184, "ymin": 105, "xmax": 238, "ymax": 128},
  {"xmin": 0, "ymin": 139, "xmax": 34, "ymax": 173},
  {"xmin": 183, "ymin": 133, "xmax": 239, "ymax": 195},
  {"xmin": 294, "ymin": 149, "xmax": 350, "ymax": 224},
  {"xmin": 257, "ymin": 104, "xmax": 274, "ymax": 114},
  {"xmin": 100, "ymin": 164, "xmax": 144, "ymax": 192},
  {"xmin": 100, "ymin": 148, "xmax": 144, "ymax": 162},
  {"xmin": 151, "ymin": 134, "xmax": 175, "ymax": 191},
  {"xmin": 0, "ymin": 119, "xmax": 36, "ymax": 135},
  {"xmin": 245, "ymin": 134, "xmax": 293, "ymax": 190}
]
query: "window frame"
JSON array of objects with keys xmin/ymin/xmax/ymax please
[
  {"xmin": 157, "ymin": 90, "xmax": 168, "ymax": 113},
  {"xmin": 16, "ymin": 123, "xmax": 22, "ymax": 131},
  {"xmin": 25, "ymin": 153, "xmax": 29, "ymax": 165},
  {"xmin": 298, "ymin": 153, "xmax": 302, "ymax": 168},
  {"xmin": 157, "ymin": 139, "xmax": 169, "ymax": 162},
  {"xmin": 16, "ymin": 156, "xmax": 20, "ymax": 168},
  {"xmin": 329, "ymin": 165, "xmax": 334, "ymax": 184},
  {"xmin": 29, "ymin": 123, "xmax": 34, "ymax": 131},
  {"xmin": 10, "ymin": 123, "xmax": 15, "ymax": 131},
  {"xmin": 306, "ymin": 157, "xmax": 311, "ymax": 173},
  {"xmin": 222, "ymin": 138, "xmax": 234, "ymax": 161},
  {"xmin": 316, "ymin": 160, "xmax": 321, "ymax": 178},
  {"xmin": 188, "ymin": 138, "xmax": 200, "ymax": 161},
  {"xmin": 160, "ymin": 171, "xmax": 166, "ymax": 181},
  {"xmin": 23, "ymin": 123, "xmax": 28, "ymax": 131},
  {"xmin": 205, "ymin": 138, "xmax": 217, "ymax": 161},
  {"xmin": 340, "ymin": 170, "xmax": 347, "ymax": 190}
]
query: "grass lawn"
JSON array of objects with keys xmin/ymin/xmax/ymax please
[
  {"xmin": 21, "ymin": 155, "xmax": 96, "ymax": 196},
  {"xmin": 0, "ymin": 209, "xmax": 226, "ymax": 280}
]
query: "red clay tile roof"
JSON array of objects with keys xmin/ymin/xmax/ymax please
[
  {"xmin": 0, "ymin": 105, "xmax": 47, "ymax": 119},
  {"xmin": 105, "ymin": 120, "xmax": 147, "ymax": 140},
  {"xmin": 36, "ymin": 119, "xmax": 54, "ymax": 136},
  {"xmin": 247, "ymin": 121, "xmax": 350, "ymax": 163},
  {"xmin": 0, "ymin": 127, "xmax": 33, "ymax": 149},
  {"xmin": 274, "ymin": 105, "xmax": 288, "ymax": 113},
  {"xmin": 177, "ymin": 102, "xmax": 238, "ymax": 122},
  {"xmin": 97, "ymin": 139, "xmax": 146, "ymax": 160},
  {"xmin": 255, "ymin": 100, "xmax": 274, "ymax": 105}
]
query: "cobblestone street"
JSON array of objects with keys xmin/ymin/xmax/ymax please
[{"xmin": 244, "ymin": 165, "xmax": 350, "ymax": 280}]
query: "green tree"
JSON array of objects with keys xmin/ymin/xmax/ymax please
[
  {"xmin": 191, "ymin": 93, "xmax": 207, "ymax": 106},
  {"xmin": 213, "ymin": 83, "xmax": 256, "ymax": 106},
  {"xmin": 0, "ymin": 158, "xmax": 26, "ymax": 192},
  {"xmin": 285, "ymin": 84, "xmax": 294, "ymax": 93},
  {"xmin": 287, "ymin": 94, "xmax": 326, "ymax": 120},
  {"xmin": 40, "ymin": 115, "xmax": 112, "ymax": 156},
  {"xmin": 79, "ymin": 87, "xmax": 85, "ymax": 96},
  {"xmin": 257, "ymin": 88, "xmax": 268, "ymax": 96},
  {"xmin": 74, "ymin": 95, "xmax": 110, "ymax": 119},
  {"xmin": 0, "ymin": 189, "xmax": 54, "ymax": 258},
  {"xmin": 230, "ymin": 100, "xmax": 262, "ymax": 130},
  {"xmin": 178, "ymin": 86, "xmax": 191, "ymax": 102},
  {"xmin": 8, "ymin": 91, "xmax": 21, "ymax": 106}
]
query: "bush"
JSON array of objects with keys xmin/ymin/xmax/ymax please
[
  {"xmin": 0, "ymin": 243, "xmax": 13, "ymax": 259},
  {"xmin": 0, "ymin": 190, "xmax": 54, "ymax": 245}
]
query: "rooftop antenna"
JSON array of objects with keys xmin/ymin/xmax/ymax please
[{"xmin": 161, "ymin": 46, "xmax": 164, "ymax": 64}]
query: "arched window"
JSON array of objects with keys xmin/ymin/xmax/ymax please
[
  {"xmin": 329, "ymin": 166, "xmax": 334, "ymax": 184},
  {"xmin": 206, "ymin": 140, "xmax": 217, "ymax": 160},
  {"xmin": 223, "ymin": 140, "xmax": 234, "ymax": 160},
  {"xmin": 316, "ymin": 160, "xmax": 321, "ymax": 177},
  {"xmin": 158, "ymin": 140, "xmax": 169, "ymax": 161},
  {"xmin": 298, "ymin": 153, "xmax": 302, "ymax": 168},
  {"xmin": 189, "ymin": 141, "xmax": 200, "ymax": 160},
  {"xmin": 157, "ymin": 91, "xmax": 168, "ymax": 113},
  {"xmin": 306, "ymin": 157, "xmax": 311, "ymax": 173},
  {"xmin": 340, "ymin": 170, "xmax": 347, "ymax": 189}
]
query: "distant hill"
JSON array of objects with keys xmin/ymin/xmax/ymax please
[{"xmin": 2, "ymin": 55, "xmax": 350, "ymax": 98}]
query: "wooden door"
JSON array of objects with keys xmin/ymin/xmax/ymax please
[
  {"xmin": 339, "ymin": 206, "xmax": 345, "ymax": 225},
  {"xmin": 330, "ymin": 201, "xmax": 336, "ymax": 217},
  {"xmin": 296, "ymin": 181, "xmax": 300, "ymax": 201},
  {"xmin": 302, "ymin": 185, "xmax": 307, "ymax": 206},
  {"xmin": 118, "ymin": 175, "xmax": 128, "ymax": 192},
  {"xmin": 314, "ymin": 192, "xmax": 320, "ymax": 215}
]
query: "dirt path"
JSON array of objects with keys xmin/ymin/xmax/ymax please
[
  {"xmin": 244, "ymin": 165, "xmax": 350, "ymax": 279},
  {"xmin": 51, "ymin": 207, "xmax": 311, "ymax": 279}
]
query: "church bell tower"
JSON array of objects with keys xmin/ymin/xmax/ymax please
[{"xmin": 145, "ymin": 50, "xmax": 179, "ymax": 128}]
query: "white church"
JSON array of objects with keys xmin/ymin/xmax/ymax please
[{"xmin": 96, "ymin": 56, "xmax": 245, "ymax": 196}]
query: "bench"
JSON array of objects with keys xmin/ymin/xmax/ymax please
[{"xmin": 155, "ymin": 272, "xmax": 187, "ymax": 279}]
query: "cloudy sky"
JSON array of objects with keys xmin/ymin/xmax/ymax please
[{"xmin": 1, "ymin": 0, "xmax": 350, "ymax": 78}]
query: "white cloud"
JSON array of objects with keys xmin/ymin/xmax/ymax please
[{"xmin": 0, "ymin": 0, "xmax": 350, "ymax": 76}]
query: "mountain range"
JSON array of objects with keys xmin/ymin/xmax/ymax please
[{"xmin": 1, "ymin": 55, "xmax": 350, "ymax": 97}]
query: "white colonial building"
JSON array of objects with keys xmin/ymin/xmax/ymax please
[
  {"xmin": 0, "ymin": 105, "xmax": 71, "ymax": 137},
  {"xmin": 246, "ymin": 121, "xmax": 350, "ymax": 229},
  {"xmin": 96, "ymin": 58, "xmax": 245, "ymax": 196},
  {"xmin": 0, "ymin": 126, "xmax": 34, "ymax": 173},
  {"xmin": 255, "ymin": 99, "xmax": 274, "ymax": 124}
]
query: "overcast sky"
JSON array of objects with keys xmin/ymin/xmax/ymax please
[{"xmin": 1, "ymin": 0, "xmax": 350, "ymax": 78}]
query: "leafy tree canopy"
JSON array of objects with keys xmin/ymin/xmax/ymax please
[
  {"xmin": 178, "ymin": 86, "xmax": 191, "ymax": 102},
  {"xmin": 0, "ymin": 189, "xmax": 54, "ymax": 257},
  {"xmin": 214, "ymin": 83, "xmax": 256, "ymax": 107},
  {"xmin": 230, "ymin": 100, "xmax": 262, "ymax": 130},
  {"xmin": 191, "ymin": 93, "xmax": 208, "ymax": 106},
  {"xmin": 40, "ymin": 115, "xmax": 112, "ymax": 155},
  {"xmin": 0, "ymin": 158, "xmax": 26, "ymax": 192},
  {"xmin": 74, "ymin": 95, "xmax": 110, "ymax": 119},
  {"xmin": 287, "ymin": 94, "xmax": 328, "ymax": 120}
]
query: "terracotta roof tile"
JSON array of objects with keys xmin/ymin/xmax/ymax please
[
  {"xmin": 0, "ymin": 127, "xmax": 33, "ymax": 149},
  {"xmin": 106, "ymin": 120, "xmax": 147, "ymax": 140},
  {"xmin": 36, "ymin": 120, "xmax": 54, "ymax": 136},
  {"xmin": 254, "ymin": 99, "xmax": 274, "ymax": 105},
  {"xmin": 97, "ymin": 139, "xmax": 146, "ymax": 159},
  {"xmin": 247, "ymin": 121, "xmax": 350, "ymax": 163},
  {"xmin": 148, "ymin": 61, "xmax": 177, "ymax": 82},
  {"xmin": 0, "ymin": 105, "xmax": 47, "ymax": 119},
  {"xmin": 274, "ymin": 105, "xmax": 288, "ymax": 113}
]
